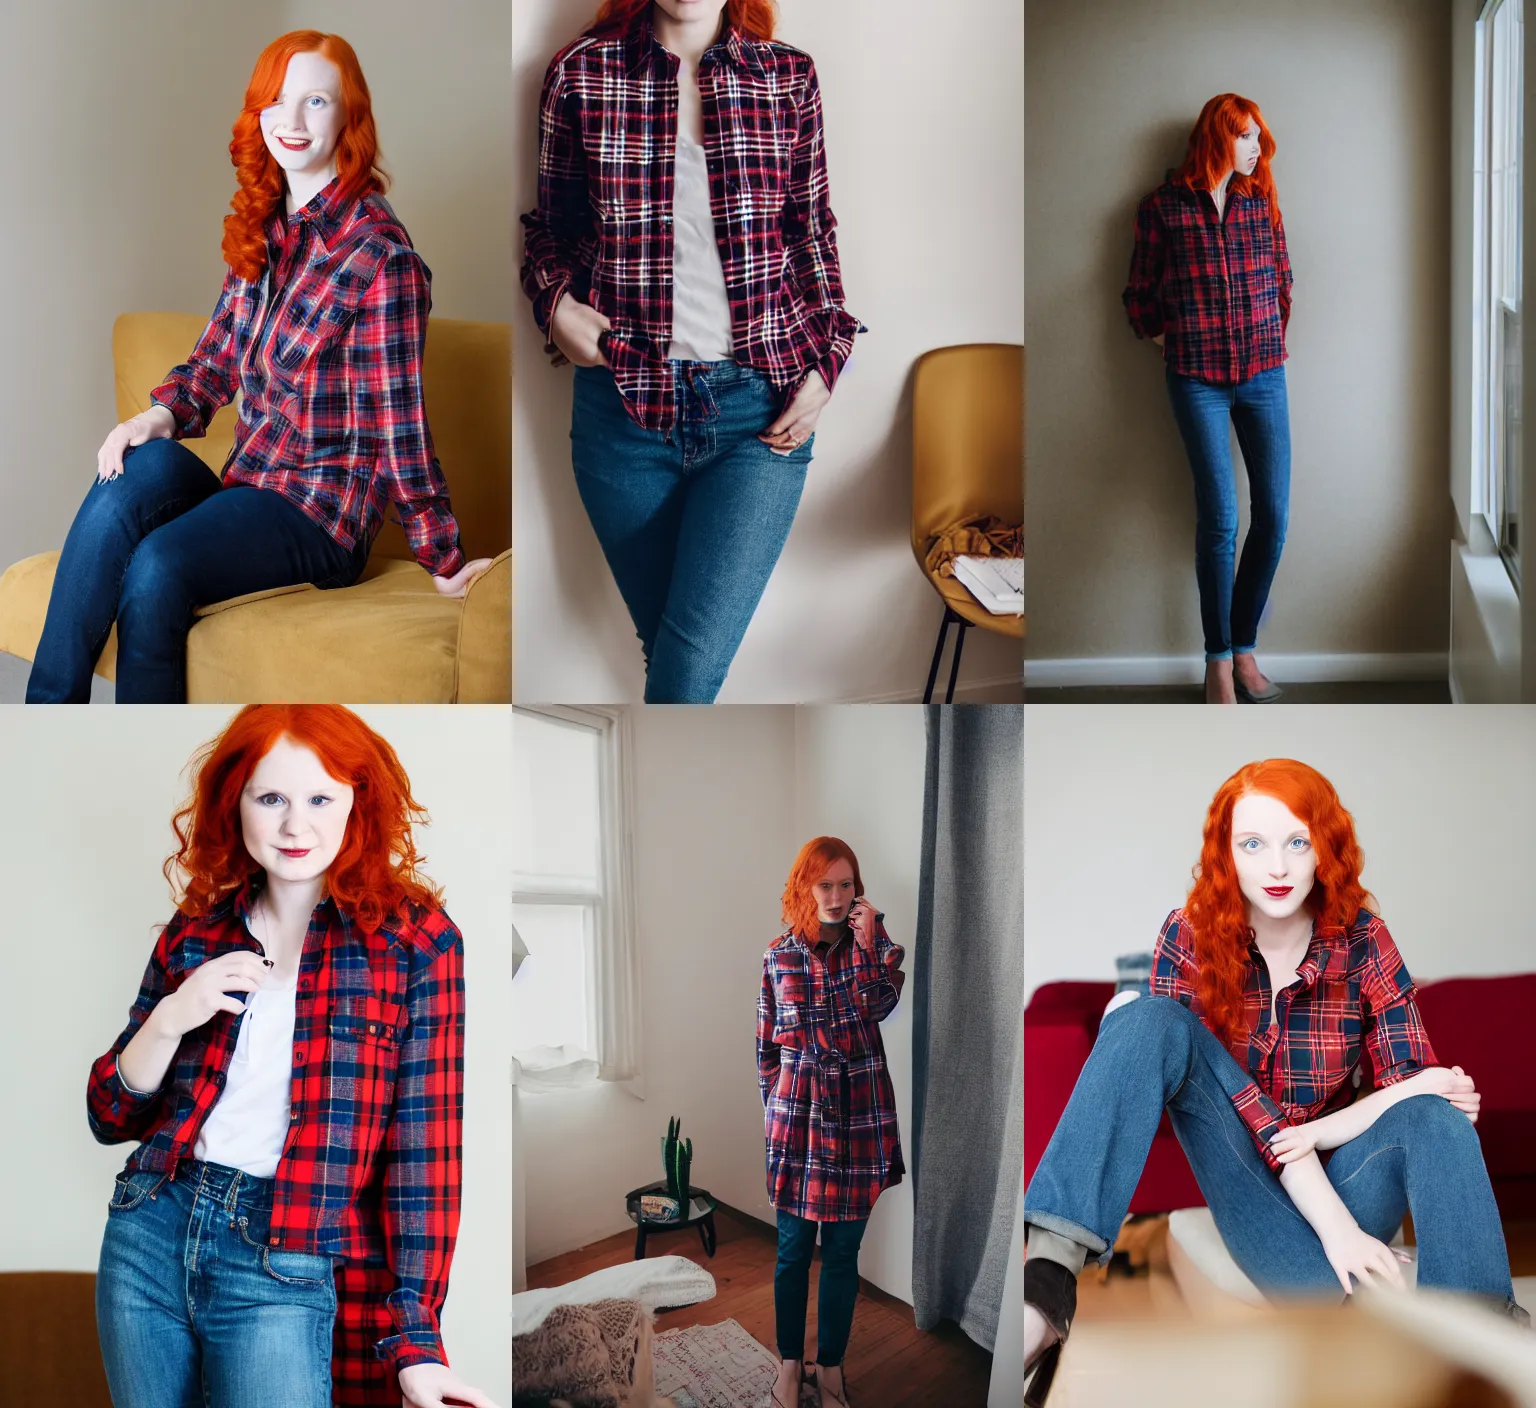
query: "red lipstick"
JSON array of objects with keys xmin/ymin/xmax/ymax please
[
  {"xmin": 1263, "ymin": 885, "xmax": 1293, "ymax": 898},
  {"xmin": 278, "ymin": 847, "xmax": 312, "ymax": 859}
]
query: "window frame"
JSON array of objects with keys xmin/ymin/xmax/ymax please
[{"xmin": 511, "ymin": 705, "xmax": 641, "ymax": 1091}]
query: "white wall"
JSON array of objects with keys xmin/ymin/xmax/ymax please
[
  {"xmin": 1025, "ymin": 705, "xmax": 1536, "ymax": 1004},
  {"xmin": 511, "ymin": 0, "xmax": 1024, "ymax": 703},
  {"xmin": 1, "ymin": 0, "xmax": 509, "ymax": 574},
  {"xmin": 0, "ymin": 706, "xmax": 512, "ymax": 1407},
  {"xmin": 1025, "ymin": 0, "xmax": 1452, "ymax": 673},
  {"xmin": 517, "ymin": 705, "xmax": 930, "ymax": 1309}
]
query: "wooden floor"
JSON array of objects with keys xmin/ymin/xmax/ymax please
[
  {"xmin": 526, "ymin": 1206, "xmax": 993, "ymax": 1407},
  {"xmin": 1026, "ymin": 679, "xmax": 1452, "ymax": 704}
]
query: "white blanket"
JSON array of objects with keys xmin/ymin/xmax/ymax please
[{"xmin": 512, "ymin": 1255, "xmax": 717, "ymax": 1336}]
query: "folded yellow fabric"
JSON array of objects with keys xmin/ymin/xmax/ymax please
[{"xmin": 924, "ymin": 515, "xmax": 1024, "ymax": 579}]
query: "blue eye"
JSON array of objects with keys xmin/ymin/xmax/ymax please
[
  {"xmin": 257, "ymin": 793, "xmax": 285, "ymax": 807},
  {"xmin": 1289, "ymin": 837, "xmax": 1310, "ymax": 851},
  {"xmin": 309, "ymin": 795, "xmax": 331, "ymax": 807},
  {"xmin": 1240, "ymin": 838, "xmax": 1261, "ymax": 851}
]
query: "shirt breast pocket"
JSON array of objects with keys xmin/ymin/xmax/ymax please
[{"xmin": 773, "ymin": 970, "xmax": 810, "ymax": 1045}]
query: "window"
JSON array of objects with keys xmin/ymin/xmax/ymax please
[
  {"xmin": 1475, "ymin": 0, "xmax": 1523, "ymax": 587},
  {"xmin": 511, "ymin": 706, "xmax": 639, "ymax": 1089}
]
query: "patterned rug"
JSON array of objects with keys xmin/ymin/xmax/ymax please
[{"xmin": 652, "ymin": 1318, "xmax": 816, "ymax": 1408}]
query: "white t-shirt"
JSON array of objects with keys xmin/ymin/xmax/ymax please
[
  {"xmin": 666, "ymin": 135, "xmax": 735, "ymax": 363},
  {"xmin": 193, "ymin": 975, "xmax": 298, "ymax": 1179}
]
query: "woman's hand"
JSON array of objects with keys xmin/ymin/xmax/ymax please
[
  {"xmin": 1319, "ymin": 1223, "xmax": 1412, "ymax": 1297},
  {"xmin": 1268, "ymin": 1119, "xmax": 1328, "ymax": 1165},
  {"xmin": 97, "ymin": 405, "xmax": 176, "ymax": 481},
  {"xmin": 398, "ymin": 1362, "xmax": 501, "ymax": 1408},
  {"xmin": 154, "ymin": 952, "xmax": 270, "ymax": 1038},
  {"xmin": 1151, "ymin": 333, "xmax": 1166, "ymax": 350},
  {"xmin": 848, "ymin": 897, "xmax": 879, "ymax": 953},
  {"xmin": 1409, "ymin": 1065, "xmax": 1481, "ymax": 1122},
  {"xmin": 432, "ymin": 558, "xmax": 496, "ymax": 599},
  {"xmin": 549, "ymin": 294, "xmax": 612, "ymax": 368},
  {"xmin": 759, "ymin": 370, "xmax": 830, "ymax": 456}
]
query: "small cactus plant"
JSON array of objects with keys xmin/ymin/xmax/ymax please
[{"xmin": 660, "ymin": 1116, "xmax": 693, "ymax": 1207}]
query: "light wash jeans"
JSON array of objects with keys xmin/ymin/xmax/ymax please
[
  {"xmin": 570, "ymin": 361, "xmax": 812, "ymax": 703},
  {"xmin": 96, "ymin": 1158, "xmax": 336, "ymax": 1408},
  {"xmin": 1024, "ymin": 995, "xmax": 1522, "ymax": 1318}
]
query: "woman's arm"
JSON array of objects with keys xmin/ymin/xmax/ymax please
[
  {"xmin": 520, "ymin": 58, "xmax": 593, "ymax": 341},
  {"xmin": 146, "ymin": 269, "xmax": 248, "ymax": 440},
  {"xmin": 779, "ymin": 57, "xmax": 862, "ymax": 397},
  {"xmin": 847, "ymin": 909, "xmax": 904, "ymax": 1023},
  {"xmin": 376, "ymin": 927, "xmax": 465, "ymax": 1377},
  {"xmin": 1122, "ymin": 196, "xmax": 1166, "ymax": 342},
  {"xmin": 1268, "ymin": 1066, "xmax": 1478, "ymax": 1162},
  {"xmin": 1279, "ymin": 1150, "xmax": 1408, "ymax": 1295},
  {"xmin": 349, "ymin": 249, "xmax": 467, "ymax": 580},
  {"xmin": 1273, "ymin": 209, "xmax": 1294, "ymax": 332},
  {"xmin": 757, "ymin": 959, "xmax": 780, "ymax": 1105}
]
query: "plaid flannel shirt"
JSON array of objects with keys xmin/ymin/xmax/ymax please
[
  {"xmin": 1152, "ymin": 908, "xmax": 1436, "ymax": 1173},
  {"xmin": 757, "ymin": 918, "xmax": 904, "ymax": 1222},
  {"xmin": 520, "ymin": 15, "xmax": 863, "ymax": 437},
  {"xmin": 1123, "ymin": 178, "xmax": 1293, "ymax": 386},
  {"xmin": 149, "ymin": 179, "xmax": 466, "ymax": 577},
  {"xmin": 86, "ymin": 880, "xmax": 464, "ymax": 1393}
]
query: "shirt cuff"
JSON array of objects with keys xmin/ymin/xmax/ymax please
[
  {"xmin": 111, "ymin": 1056, "xmax": 161, "ymax": 1102},
  {"xmin": 374, "ymin": 1291, "xmax": 446, "ymax": 1374},
  {"xmin": 1231, "ymin": 1080, "xmax": 1290, "ymax": 1173},
  {"xmin": 147, "ymin": 389, "xmax": 197, "ymax": 441}
]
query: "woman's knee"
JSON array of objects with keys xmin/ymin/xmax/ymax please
[
  {"xmin": 1386, "ymin": 1092, "xmax": 1481, "ymax": 1147},
  {"xmin": 118, "ymin": 534, "xmax": 193, "ymax": 618},
  {"xmin": 775, "ymin": 1218, "xmax": 817, "ymax": 1271}
]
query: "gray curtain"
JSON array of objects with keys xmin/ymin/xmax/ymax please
[{"xmin": 911, "ymin": 704, "xmax": 1024, "ymax": 1351}]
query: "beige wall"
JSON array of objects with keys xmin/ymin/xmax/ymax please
[
  {"xmin": 0, "ymin": 706, "xmax": 512, "ymax": 1407},
  {"xmin": 0, "ymin": 0, "xmax": 509, "ymax": 574},
  {"xmin": 512, "ymin": 0, "xmax": 1025, "ymax": 703},
  {"xmin": 1025, "ymin": 0, "xmax": 1452, "ymax": 672},
  {"xmin": 1025, "ymin": 705, "xmax": 1536, "ymax": 1003}
]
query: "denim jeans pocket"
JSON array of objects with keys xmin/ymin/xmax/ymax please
[
  {"xmin": 107, "ymin": 1169, "xmax": 167, "ymax": 1214},
  {"xmin": 234, "ymin": 1216, "xmax": 336, "ymax": 1289}
]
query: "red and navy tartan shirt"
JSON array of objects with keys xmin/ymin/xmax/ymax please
[
  {"xmin": 86, "ymin": 879, "xmax": 464, "ymax": 1383},
  {"xmin": 149, "ymin": 178, "xmax": 466, "ymax": 578},
  {"xmin": 1152, "ymin": 907, "xmax": 1436, "ymax": 1173},
  {"xmin": 1123, "ymin": 178, "xmax": 1293, "ymax": 387},
  {"xmin": 757, "ymin": 917, "xmax": 904, "ymax": 1222},
  {"xmin": 520, "ymin": 14, "xmax": 864, "ymax": 437}
]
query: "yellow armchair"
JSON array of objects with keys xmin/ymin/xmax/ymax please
[{"xmin": 0, "ymin": 311, "xmax": 510, "ymax": 702}]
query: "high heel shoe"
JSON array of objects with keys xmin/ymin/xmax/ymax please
[
  {"xmin": 816, "ymin": 1364, "xmax": 851, "ymax": 1408},
  {"xmin": 1023, "ymin": 1258, "xmax": 1078, "ymax": 1407},
  {"xmin": 770, "ymin": 1361, "xmax": 811, "ymax": 1407}
]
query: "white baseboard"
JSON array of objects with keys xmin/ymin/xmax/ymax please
[
  {"xmin": 851, "ymin": 672, "xmax": 1023, "ymax": 704},
  {"xmin": 1024, "ymin": 652, "xmax": 1449, "ymax": 690}
]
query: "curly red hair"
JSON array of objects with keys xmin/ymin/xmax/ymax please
[
  {"xmin": 590, "ymin": 0, "xmax": 776, "ymax": 41},
  {"xmin": 1186, "ymin": 760, "xmax": 1374, "ymax": 1049},
  {"xmin": 165, "ymin": 705, "xmax": 441, "ymax": 933},
  {"xmin": 781, "ymin": 836, "xmax": 862, "ymax": 942},
  {"xmin": 1175, "ymin": 93, "xmax": 1283, "ymax": 230},
  {"xmin": 222, "ymin": 31, "xmax": 387, "ymax": 282}
]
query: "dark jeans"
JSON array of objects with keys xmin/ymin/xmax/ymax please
[
  {"xmin": 774, "ymin": 1210, "xmax": 869, "ymax": 1366},
  {"xmin": 1165, "ymin": 364, "xmax": 1291, "ymax": 662},
  {"xmin": 1024, "ymin": 995, "xmax": 1521, "ymax": 1315},
  {"xmin": 570, "ymin": 362, "xmax": 812, "ymax": 703},
  {"xmin": 96, "ymin": 1159, "xmax": 336, "ymax": 1408},
  {"xmin": 27, "ymin": 438, "xmax": 363, "ymax": 703}
]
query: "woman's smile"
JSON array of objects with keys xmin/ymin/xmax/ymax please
[{"xmin": 275, "ymin": 135, "xmax": 313, "ymax": 151}]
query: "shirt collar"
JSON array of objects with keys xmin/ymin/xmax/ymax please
[
  {"xmin": 1246, "ymin": 921, "xmax": 1345, "ymax": 988},
  {"xmin": 622, "ymin": 12, "xmax": 764, "ymax": 78},
  {"xmin": 263, "ymin": 176, "xmax": 353, "ymax": 253},
  {"xmin": 230, "ymin": 871, "xmax": 349, "ymax": 936}
]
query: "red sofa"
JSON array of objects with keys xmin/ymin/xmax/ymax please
[{"xmin": 1024, "ymin": 974, "xmax": 1536, "ymax": 1221}]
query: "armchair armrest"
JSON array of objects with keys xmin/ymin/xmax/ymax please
[{"xmin": 454, "ymin": 550, "xmax": 510, "ymax": 702}]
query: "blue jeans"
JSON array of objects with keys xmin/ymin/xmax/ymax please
[
  {"xmin": 27, "ymin": 438, "xmax": 363, "ymax": 703},
  {"xmin": 1165, "ymin": 365, "xmax": 1291, "ymax": 661},
  {"xmin": 1024, "ymin": 996, "xmax": 1519, "ymax": 1313},
  {"xmin": 570, "ymin": 362, "xmax": 811, "ymax": 703},
  {"xmin": 96, "ymin": 1158, "xmax": 336, "ymax": 1408},
  {"xmin": 774, "ymin": 1211, "xmax": 869, "ymax": 1366}
]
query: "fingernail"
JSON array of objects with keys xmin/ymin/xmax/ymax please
[{"xmin": 263, "ymin": 959, "xmax": 274, "ymax": 968}]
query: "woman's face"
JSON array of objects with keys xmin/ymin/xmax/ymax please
[
  {"xmin": 1232, "ymin": 120, "xmax": 1262, "ymax": 178},
  {"xmin": 651, "ymin": 0, "xmax": 729, "ymax": 26},
  {"xmin": 260, "ymin": 51, "xmax": 346, "ymax": 185},
  {"xmin": 240, "ymin": 735, "xmax": 355, "ymax": 888},
  {"xmin": 812, "ymin": 857, "xmax": 858, "ymax": 925},
  {"xmin": 1229, "ymin": 792, "xmax": 1317, "ymax": 924}
]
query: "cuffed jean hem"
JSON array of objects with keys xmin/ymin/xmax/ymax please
[
  {"xmin": 1205, "ymin": 649, "xmax": 1235, "ymax": 664},
  {"xmin": 1022, "ymin": 1211, "xmax": 1110, "ymax": 1268}
]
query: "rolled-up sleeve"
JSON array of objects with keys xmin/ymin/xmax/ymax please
[
  {"xmin": 87, "ymin": 919, "xmax": 183, "ymax": 1144},
  {"xmin": 1122, "ymin": 196, "xmax": 1167, "ymax": 341},
  {"xmin": 1360, "ymin": 919, "xmax": 1436, "ymax": 1087}
]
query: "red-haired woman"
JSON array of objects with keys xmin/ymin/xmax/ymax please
[
  {"xmin": 521, "ymin": 0, "xmax": 862, "ymax": 703},
  {"xmin": 1020, "ymin": 760, "xmax": 1525, "ymax": 1406},
  {"xmin": 1123, "ymin": 94, "xmax": 1293, "ymax": 706},
  {"xmin": 27, "ymin": 33, "xmax": 492, "ymax": 704},
  {"xmin": 758, "ymin": 837, "xmax": 904, "ymax": 1408},
  {"xmin": 88, "ymin": 706, "xmax": 498, "ymax": 1408}
]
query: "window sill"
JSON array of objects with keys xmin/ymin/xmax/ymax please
[{"xmin": 1449, "ymin": 519, "xmax": 1520, "ymax": 702}]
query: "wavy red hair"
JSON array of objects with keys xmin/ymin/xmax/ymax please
[
  {"xmin": 165, "ymin": 705, "xmax": 441, "ymax": 934},
  {"xmin": 1175, "ymin": 93, "xmax": 1282, "ymax": 229},
  {"xmin": 781, "ymin": 836, "xmax": 862, "ymax": 943},
  {"xmin": 590, "ymin": 0, "xmax": 776, "ymax": 41},
  {"xmin": 1186, "ymin": 760, "xmax": 1373, "ymax": 1050},
  {"xmin": 222, "ymin": 31, "xmax": 387, "ymax": 282}
]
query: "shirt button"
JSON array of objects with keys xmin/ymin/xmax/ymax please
[
  {"xmin": 271, "ymin": 1237, "xmax": 280, "ymax": 1247},
  {"xmin": 294, "ymin": 1049, "xmax": 306, "ymax": 1065},
  {"xmin": 289, "ymin": 1110, "xmax": 300, "ymax": 1123},
  {"xmin": 299, "ymin": 977, "xmax": 312, "ymax": 991},
  {"xmin": 367, "ymin": 1023, "xmax": 378, "ymax": 1035},
  {"xmin": 212, "ymin": 1072, "xmax": 226, "ymax": 1089}
]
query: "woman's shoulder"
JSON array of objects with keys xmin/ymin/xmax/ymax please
[
  {"xmin": 544, "ymin": 29, "xmax": 624, "ymax": 81},
  {"xmin": 386, "ymin": 896, "xmax": 462, "ymax": 960}
]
